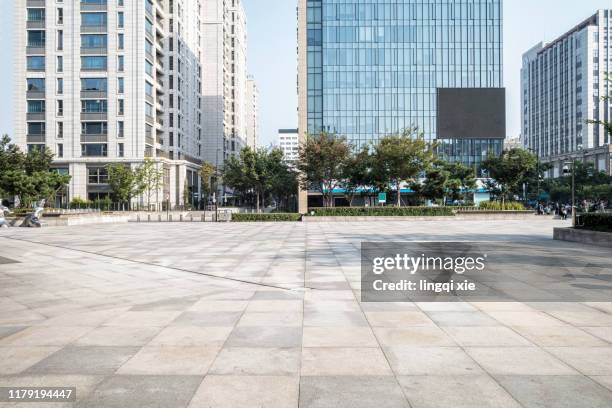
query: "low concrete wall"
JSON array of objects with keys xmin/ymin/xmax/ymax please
[
  {"xmin": 553, "ymin": 227, "xmax": 612, "ymax": 248},
  {"xmin": 303, "ymin": 211, "xmax": 536, "ymax": 223},
  {"xmin": 7, "ymin": 213, "xmax": 130, "ymax": 227}
]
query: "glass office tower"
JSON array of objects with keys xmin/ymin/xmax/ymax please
[{"xmin": 299, "ymin": 0, "xmax": 506, "ymax": 171}]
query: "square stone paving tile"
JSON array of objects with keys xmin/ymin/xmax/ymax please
[
  {"xmin": 236, "ymin": 311, "xmax": 302, "ymax": 327},
  {"xmin": 302, "ymin": 327, "xmax": 378, "ymax": 348},
  {"xmin": 170, "ymin": 311, "xmax": 243, "ymax": 327},
  {"xmin": 0, "ymin": 326, "xmax": 93, "ymax": 346},
  {"xmin": 426, "ymin": 311, "xmax": 501, "ymax": 327},
  {"xmin": 225, "ymin": 326, "xmax": 302, "ymax": 348},
  {"xmin": 301, "ymin": 348, "xmax": 393, "ymax": 376},
  {"xmin": 246, "ymin": 300, "xmax": 303, "ymax": 312},
  {"xmin": 75, "ymin": 375, "xmax": 203, "ymax": 408},
  {"xmin": 303, "ymin": 311, "xmax": 369, "ymax": 327},
  {"xmin": 442, "ymin": 326, "xmax": 533, "ymax": 347},
  {"xmin": 384, "ymin": 347, "xmax": 483, "ymax": 375},
  {"xmin": 545, "ymin": 347, "xmax": 612, "ymax": 375},
  {"xmin": 187, "ymin": 300, "xmax": 249, "ymax": 312},
  {"xmin": 465, "ymin": 347, "xmax": 577, "ymax": 375},
  {"xmin": 148, "ymin": 326, "xmax": 233, "ymax": 347},
  {"xmin": 209, "ymin": 347, "xmax": 300, "ymax": 376},
  {"xmin": 0, "ymin": 327, "xmax": 26, "ymax": 340},
  {"xmin": 485, "ymin": 311, "xmax": 566, "ymax": 327},
  {"xmin": 129, "ymin": 296, "xmax": 200, "ymax": 312},
  {"xmin": 117, "ymin": 345, "xmax": 220, "ymax": 375},
  {"xmin": 188, "ymin": 375, "xmax": 299, "ymax": 408},
  {"xmin": 72, "ymin": 326, "xmax": 162, "ymax": 347},
  {"xmin": 0, "ymin": 346, "xmax": 61, "ymax": 375},
  {"xmin": 104, "ymin": 311, "xmax": 182, "ymax": 327},
  {"xmin": 512, "ymin": 325, "xmax": 608, "ymax": 347},
  {"xmin": 582, "ymin": 327, "xmax": 612, "ymax": 343},
  {"xmin": 495, "ymin": 375, "xmax": 612, "ymax": 408},
  {"xmin": 365, "ymin": 311, "xmax": 435, "ymax": 328},
  {"xmin": 25, "ymin": 346, "xmax": 139, "ymax": 375},
  {"xmin": 374, "ymin": 327, "xmax": 456, "ymax": 347},
  {"xmin": 398, "ymin": 375, "xmax": 521, "ymax": 408},
  {"xmin": 299, "ymin": 376, "xmax": 409, "ymax": 408}
]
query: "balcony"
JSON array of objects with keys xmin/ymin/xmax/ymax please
[
  {"xmin": 80, "ymin": 25, "xmax": 107, "ymax": 34},
  {"xmin": 26, "ymin": 0, "xmax": 45, "ymax": 7},
  {"xmin": 26, "ymin": 43, "xmax": 46, "ymax": 55},
  {"xmin": 81, "ymin": 90, "xmax": 107, "ymax": 99},
  {"xmin": 146, "ymin": 135, "xmax": 155, "ymax": 146},
  {"xmin": 27, "ymin": 134, "xmax": 46, "ymax": 143},
  {"xmin": 27, "ymin": 90, "xmax": 45, "ymax": 99},
  {"xmin": 81, "ymin": 134, "xmax": 108, "ymax": 143},
  {"xmin": 80, "ymin": 46, "xmax": 108, "ymax": 55},
  {"xmin": 27, "ymin": 20, "xmax": 46, "ymax": 29},
  {"xmin": 81, "ymin": 112, "xmax": 108, "ymax": 121},
  {"xmin": 145, "ymin": 115, "xmax": 155, "ymax": 125},
  {"xmin": 27, "ymin": 112, "xmax": 45, "ymax": 121},
  {"xmin": 80, "ymin": 1, "xmax": 107, "ymax": 11}
]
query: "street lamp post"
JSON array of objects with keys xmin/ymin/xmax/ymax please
[
  {"xmin": 563, "ymin": 160, "xmax": 576, "ymax": 227},
  {"xmin": 527, "ymin": 147, "xmax": 540, "ymax": 201}
]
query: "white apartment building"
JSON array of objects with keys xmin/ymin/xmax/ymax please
[
  {"xmin": 278, "ymin": 129, "xmax": 299, "ymax": 165},
  {"xmin": 245, "ymin": 76, "xmax": 259, "ymax": 149},
  {"xmin": 15, "ymin": 0, "xmax": 207, "ymax": 207},
  {"xmin": 201, "ymin": 0, "xmax": 250, "ymax": 170},
  {"xmin": 521, "ymin": 9, "xmax": 612, "ymax": 177}
]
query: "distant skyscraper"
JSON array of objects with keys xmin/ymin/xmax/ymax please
[
  {"xmin": 246, "ymin": 76, "xmax": 259, "ymax": 149},
  {"xmin": 15, "ymin": 0, "xmax": 205, "ymax": 207},
  {"xmin": 298, "ymin": 0, "xmax": 506, "ymax": 211},
  {"xmin": 521, "ymin": 10, "xmax": 612, "ymax": 177},
  {"xmin": 202, "ymin": 0, "xmax": 249, "ymax": 170},
  {"xmin": 278, "ymin": 129, "xmax": 299, "ymax": 165}
]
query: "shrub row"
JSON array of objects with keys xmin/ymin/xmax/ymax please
[
  {"xmin": 307, "ymin": 206, "xmax": 455, "ymax": 217},
  {"xmin": 478, "ymin": 201, "xmax": 526, "ymax": 211},
  {"xmin": 231, "ymin": 213, "xmax": 303, "ymax": 222},
  {"xmin": 578, "ymin": 213, "xmax": 612, "ymax": 232}
]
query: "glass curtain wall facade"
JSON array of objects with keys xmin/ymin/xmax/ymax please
[{"xmin": 305, "ymin": 0, "xmax": 504, "ymax": 169}]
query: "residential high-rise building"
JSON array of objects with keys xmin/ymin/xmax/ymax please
[
  {"xmin": 201, "ymin": 0, "xmax": 249, "ymax": 171},
  {"xmin": 245, "ymin": 76, "xmax": 259, "ymax": 149},
  {"xmin": 15, "ymin": 0, "xmax": 206, "ymax": 207},
  {"xmin": 278, "ymin": 128, "xmax": 299, "ymax": 165},
  {"xmin": 298, "ymin": 0, "xmax": 506, "ymax": 211},
  {"xmin": 521, "ymin": 10, "xmax": 612, "ymax": 177}
]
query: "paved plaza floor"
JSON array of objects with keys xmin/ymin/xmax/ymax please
[{"xmin": 1, "ymin": 218, "xmax": 612, "ymax": 407}]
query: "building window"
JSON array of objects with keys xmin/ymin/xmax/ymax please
[
  {"xmin": 56, "ymin": 56, "xmax": 63, "ymax": 72},
  {"xmin": 27, "ymin": 8, "xmax": 45, "ymax": 22},
  {"xmin": 145, "ymin": 81, "xmax": 153, "ymax": 97},
  {"xmin": 81, "ymin": 78, "xmax": 107, "ymax": 92},
  {"xmin": 82, "ymin": 144, "xmax": 108, "ymax": 157},
  {"xmin": 118, "ymin": 121, "xmax": 124, "ymax": 137},
  {"xmin": 57, "ymin": 122, "xmax": 64, "ymax": 138},
  {"xmin": 27, "ymin": 122, "xmax": 45, "ymax": 135},
  {"xmin": 27, "ymin": 56, "xmax": 45, "ymax": 71},
  {"xmin": 118, "ymin": 55, "xmax": 125, "ymax": 72},
  {"xmin": 27, "ymin": 31, "xmax": 45, "ymax": 47},
  {"xmin": 87, "ymin": 167, "xmax": 109, "ymax": 184},
  {"xmin": 81, "ymin": 122, "xmax": 108, "ymax": 135},
  {"xmin": 57, "ymin": 78, "xmax": 63, "ymax": 94},
  {"xmin": 81, "ymin": 34, "xmax": 107, "ymax": 49},
  {"xmin": 118, "ymin": 33, "xmax": 124, "ymax": 50},
  {"xmin": 57, "ymin": 8, "xmax": 63, "ymax": 25},
  {"xmin": 27, "ymin": 78, "xmax": 45, "ymax": 91},
  {"xmin": 27, "ymin": 100, "xmax": 45, "ymax": 113},
  {"xmin": 57, "ymin": 143, "xmax": 63, "ymax": 158},
  {"xmin": 81, "ymin": 99, "xmax": 107, "ymax": 113},
  {"xmin": 118, "ymin": 99, "xmax": 124, "ymax": 115},
  {"xmin": 118, "ymin": 77, "xmax": 124, "ymax": 94},
  {"xmin": 118, "ymin": 12, "xmax": 124, "ymax": 28},
  {"xmin": 81, "ymin": 12, "xmax": 107, "ymax": 27},
  {"xmin": 145, "ymin": 60, "xmax": 153, "ymax": 76},
  {"xmin": 81, "ymin": 56, "xmax": 107, "ymax": 71},
  {"xmin": 118, "ymin": 142, "xmax": 124, "ymax": 157},
  {"xmin": 57, "ymin": 30, "xmax": 63, "ymax": 50},
  {"xmin": 57, "ymin": 100, "xmax": 63, "ymax": 116}
]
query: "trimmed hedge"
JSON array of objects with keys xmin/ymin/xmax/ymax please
[
  {"xmin": 307, "ymin": 206, "xmax": 455, "ymax": 217},
  {"xmin": 478, "ymin": 201, "xmax": 525, "ymax": 211},
  {"xmin": 231, "ymin": 213, "xmax": 303, "ymax": 222},
  {"xmin": 578, "ymin": 213, "xmax": 612, "ymax": 232}
]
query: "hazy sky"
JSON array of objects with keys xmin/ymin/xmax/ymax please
[{"xmin": 1, "ymin": 0, "xmax": 611, "ymax": 146}]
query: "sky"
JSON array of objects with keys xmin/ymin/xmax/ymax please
[{"xmin": 1, "ymin": 0, "xmax": 611, "ymax": 146}]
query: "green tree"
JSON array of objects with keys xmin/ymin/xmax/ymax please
[
  {"xmin": 481, "ymin": 148, "xmax": 538, "ymax": 208},
  {"xmin": 0, "ymin": 135, "xmax": 70, "ymax": 207},
  {"xmin": 371, "ymin": 128, "xmax": 437, "ymax": 207},
  {"xmin": 414, "ymin": 163, "xmax": 450, "ymax": 205},
  {"xmin": 267, "ymin": 149, "xmax": 298, "ymax": 211},
  {"xmin": 106, "ymin": 164, "xmax": 138, "ymax": 209},
  {"xmin": 199, "ymin": 161, "xmax": 216, "ymax": 206},
  {"xmin": 135, "ymin": 158, "xmax": 164, "ymax": 210},
  {"xmin": 297, "ymin": 132, "xmax": 352, "ymax": 208},
  {"xmin": 341, "ymin": 146, "xmax": 373, "ymax": 207},
  {"xmin": 444, "ymin": 162, "xmax": 477, "ymax": 204}
]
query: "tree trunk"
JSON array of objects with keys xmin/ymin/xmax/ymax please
[
  {"xmin": 256, "ymin": 191, "xmax": 260, "ymax": 213},
  {"xmin": 396, "ymin": 180, "xmax": 402, "ymax": 207}
]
